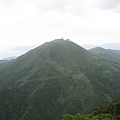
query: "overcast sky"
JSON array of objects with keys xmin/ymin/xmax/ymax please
[{"xmin": 0, "ymin": 0, "xmax": 120, "ymax": 58}]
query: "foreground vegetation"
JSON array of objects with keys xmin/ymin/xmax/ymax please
[{"xmin": 62, "ymin": 113, "xmax": 115, "ymax": 120}]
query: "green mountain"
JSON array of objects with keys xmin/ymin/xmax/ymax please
[
  {"xmin": 89, "ymin": 47, "xmax": 120, "ymax": 64},
  {"xmin": 0, "ymin": 39, "xmax": 120, "ymax": 120}
]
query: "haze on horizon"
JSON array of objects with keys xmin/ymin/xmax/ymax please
[{"xmin": 0, "ymin": 0, "xmax": 120, "ymax": 58}]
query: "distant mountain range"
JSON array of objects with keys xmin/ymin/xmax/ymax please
[
  {"xmin": 4, "ymin": 56, "xmax": 17, "ymax": 60},
  {"xmin": 0, "ymin": 39, "xmax": 120, "ymax": 120},
  {"xmin": 0, "ymin": 45, "xmax": 37, "ymax": 60},
  {"xmin": 82, "ymin": 43, "xmax": 120, "ymax": 50}
]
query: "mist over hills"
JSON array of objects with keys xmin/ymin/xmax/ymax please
[
  {"xmin": 0, "ymin": 39, "xmax": 120, "ymax": 120},
  {"xmin": 0, "ymin": 45, "xmax": 37, "ymax": 60}
]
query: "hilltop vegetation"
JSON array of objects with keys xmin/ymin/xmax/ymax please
[
  {"xmin": 62, "ymin": 113, "xmax": 115, "ymax": 120},
  {"xmin": 0, "ymin": 39, "xmax": 120, "ymax": 120}
]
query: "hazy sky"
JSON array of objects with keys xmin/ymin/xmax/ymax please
[{"xmin": 0, "ymin": 0, "xmax": 120, "ymax": 58}]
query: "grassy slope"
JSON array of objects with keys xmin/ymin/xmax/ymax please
[{"xmin": 0, "ymin": 40, "xmax": 120, "ymax": 120}]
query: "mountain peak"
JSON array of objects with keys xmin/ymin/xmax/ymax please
[
  {"xmin": 50, "ymin": 38, "xmax": 71, "ymax": 43},
  {"xmin": 90, "ymin": 47, "xmax": 105, "ymax": 51}
]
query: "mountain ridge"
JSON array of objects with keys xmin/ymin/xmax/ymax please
[{"xmin": 89, "ymin": 47, "xmax": 120, "ymax": 64}]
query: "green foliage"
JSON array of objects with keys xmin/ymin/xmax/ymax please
[{"xmin": 62, "ymin": 113, "xmax": 115, "ymax": 120}]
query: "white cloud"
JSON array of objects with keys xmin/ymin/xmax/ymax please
[
  {"xmin": 37, "ymin": 0, "xmax": 97, "ymax": 16},
  {"xmin": 0, "ymin": 0, "xmax": 16, "ymax": 8},
  {"xmin": 38, "ymin": 0, "xmax": 68, "ymax": 13}
]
